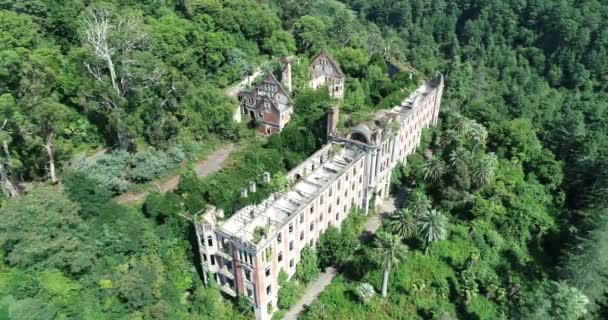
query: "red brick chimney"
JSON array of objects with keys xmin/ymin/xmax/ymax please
[{"xmin": 327, "ymin": 106, "xmax": 339, "ymax": 140}]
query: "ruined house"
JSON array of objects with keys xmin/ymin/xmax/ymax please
[
  {"xmin": 238, "ymin": 60, "xmax": 293, "ymax": 135},
  {"xmin": 309, "ymin": 50, "xmax": 345, "ymax": 99}
]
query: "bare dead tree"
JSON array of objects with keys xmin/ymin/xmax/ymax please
[
  {"xmin": 82, "ymin": 7, "xmax": 147, "ymax": 150},
  {"xmin": 0, "ymin": 120, "xmax": 19, "ymax": 198},
  {"xmin": 159, "ymin": 81, "xmax": 177, "ymax": 109},
  {"xmin": 44, "ymin": 132, "xmax": 57, "ymax": 184},
  {"xmin": 116, "ymin": 15, "xmax": 146, "ymax": 95},
  {"xmin": 82, "ymin": 7, "xmax": 146, "ymax": 97},
  {"xmin": 83, "ymin": 7, "xmax": 119, "ymax": 94}
]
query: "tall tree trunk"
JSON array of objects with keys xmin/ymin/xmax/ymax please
[
  {"xmin": 381, "ymin": 264, "xmax": 391, "ymax": 297},
  {"xmin": 45, "ymin": 133, "xmax": 57, "ymax": 184},
  {"xmin": 0, "ymin": 163, "xmax": 18, "ymax": 198},
  {"xmin": 106, "ymin": 56, "xmax": 120, "ymax": 95},
  {"xmin": 1, "ymin": 139, "xmax": 19, "ymax": 198}
]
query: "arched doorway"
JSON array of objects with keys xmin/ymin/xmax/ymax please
[{"xmin": 351, "ymin": 132, "xmax": 369, "ymax": 144}]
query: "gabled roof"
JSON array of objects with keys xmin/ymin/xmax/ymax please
[
  {"xmin": 258, "ymin": 93, "xmax": 291, "ymax": 113},
  {"xmin": 312, "ymin": 49, "xmax": 345, "ymax": 77},
  {"xmin": 264, "ymin": 72, "xmax": 290, "ymax": 99}
]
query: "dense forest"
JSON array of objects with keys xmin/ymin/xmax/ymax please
[{"xmin": 0, "ymin": 0, "xmax": 607, "ymax": 319}]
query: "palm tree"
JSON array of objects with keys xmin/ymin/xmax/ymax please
[
  {"xmin": 448, "ymin": 147, "xmax": 470, "ymax": 169},
  {"xmin": 450, "ymin": 114, "xmax": 469, "ymax": 136},
  {"xmin": 406, "ymin": 189, "xmax": 431, "ymax": 216},
  {"xmin": 465, "ymin": 121, "xmax": 488, "ymax": 150},
  {"xmin": 417, "ymin": 209, "xmax": 449, "ymax": 244},
  {"xmin": 387, "ymin": 208, "xmax": 418, "ymax": 239},
  {"xmin": 470, "ymin": 153, "xmax": 497, "ymax": 187},
  {"xmin": 422, "ymin": 155, "xmax": 446, "ymax": 182},
  {"xmin": 439, "ymin": 129, "xmax": 460, "ymax": 149},
  {"xmin": 372, "ymin": 232, "xmax": 408, "ymax": 297}
]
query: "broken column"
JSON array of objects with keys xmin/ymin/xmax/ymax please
[
  {"xmin": 263, "ymin": 172, "xmax": 271, "ymax": 184},
  {"xmin": 326, "ymin": 105, "xmax": 339, "ymax": 140},
  {"xmin": 281, "ymin": 57, "xmax": 293, "ymax": 93}
]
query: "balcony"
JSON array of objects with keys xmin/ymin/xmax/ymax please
[
  {"xmin": 216, "ymin": 249, "xmax": 233, "ymax": 261},
  {"xmin": 220, "ymin": 283, "xmax": 237, "ymax": 297},
  {"xmin": 218, "ymin": 265, "xmax": 235, "ymax": 280}
]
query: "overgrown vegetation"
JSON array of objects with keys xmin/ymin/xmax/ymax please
[
  {"xmin": 296, "ymin": 0, "xmax": 608, "ymax": 318},
  {"xmin": 1, "ymin": 0, "xmax": 607, "ymax": 319}
]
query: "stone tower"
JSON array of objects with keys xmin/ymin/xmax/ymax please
[{"xmin": 281, "ymin": 57, "xmax": 293, "ymax": 93}]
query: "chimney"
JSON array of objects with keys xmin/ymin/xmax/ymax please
[
  {"xmin": 281, "ymin": 57, "xmax": 293, "ymax": 93},
  {"xmin": 326, "ymin": 105, "xmax": 339, "ymax": 140}
]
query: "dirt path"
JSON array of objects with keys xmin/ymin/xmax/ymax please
[
  {"xmin": 86, "ymin": 147, "xmax": 109, "ymax": 162},
  {"xmin": 282, "ymin": 195, "xmax": 398, "ymax": 320},
  {"xmin": 116, "ymin": 144, "xmax": 236, "ymax": 204}
]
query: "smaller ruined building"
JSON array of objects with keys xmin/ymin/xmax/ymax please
[
  {"xmin": 309, "ymin": 50, "xmax": 345, "ymax": 99},
  {"xmin": 238, "ymin": 71, "xmax": 293, "ymax": 136}
]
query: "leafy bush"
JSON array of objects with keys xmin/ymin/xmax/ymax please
[
  {"xmin": 277, "ymin": 270, "xmax": 301, "ymax": 310},
  {"xmin": 128, "ymin": 149, "xmax": 178, "ymax": 183},
  {"xmin": 252, "ymin": 226, "xmax": 269, "ymax": 244},
  {"xmin": 354, "ymin": 282, "xmax": 376, "ymax": 304},
  {"xmin": 74, "ymin": 151, "xmax": 131, "ymax": 194},
  {"xmin": 295, "ymin": 247, "xmax": 320, "ymax": 284},
  {"xmin": 63, "ymin": 170, "xmax": 113, "ymax": 217},
  {"xmin": 177, "ymin": 170, "xmax": 208, "ymax": 214},
  {"xmin": 167, "ymin": 146, "xmax": 188, "ymax": 164},
  {"xmin": 317, "ymin": 208, "xmax": 364, "ymax": 268},
  {"xmin": 143, "ymin": 191, "xmax": 184, "ymax": 223}
]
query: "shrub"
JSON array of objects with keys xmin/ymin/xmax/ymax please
[
  {"xmin": 63, "ymin": 170, "xmax": 113, "ymax": 217},
  {"xmin": 317, "ymin": 223, "xmax": 359, "ymax": 268},
  {"xmin": 354, "ymin": 282, "xmax": 376, "ymax": 304},
  {"xmin": 128, "ymin": 149, "xmax": 177, "ymax": 183},
  {"xmin": 277, "ymin": 270, "xmax": 301, "ymax": 310},
  {"xmin": 75, "ymin": 151, "xmax": 131, "ymax": 194},
  {"xmin": 143, "ymin": 191, "xmax": 183, "ymax": 223},
  {"xmin": 295, "ymin": 247, "xmax": 320, "ymax": 284},
  {"xmin": 252, "ymin": 226, "xmax": 269, "ymax": 244},
  {"xmin": 167, "ymin": 146, "xmax": 188, "ymax": 164}
]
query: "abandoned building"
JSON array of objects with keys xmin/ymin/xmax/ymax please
[
  {"xmin": 199, "ymin": 75, "xmax": 444, "ymax": 320},
  {"xmin": 237, "ymin": 70, "xmax": 293, "ymax": 136},
  {"xmin": 309, "ymin": 50, "xmax": 345, "ymax": 99}
]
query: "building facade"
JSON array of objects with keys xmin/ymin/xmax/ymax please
[
  {"xmin": 238, "ymin": 72, "xmax": 293, "ymax": 136},
  {"xmin": 309, "ymin": 50, "xmax": 345, "ymax": 99},
  {"xmin": 196, "ymin": 75, "xmax": 444, "ymax": 320}
]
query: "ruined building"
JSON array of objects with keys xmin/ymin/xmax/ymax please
[
  {"xmin": 309, "ymin": 50, "xmax": 345, "ymax": 99},
  {"xmin": 237, "ymin": 70, "xmax": 294, "ymax": 136},
  {"xmin": 237, "ymin": 51, "xmax": 345, "ymax": 136},
  {"xmin": 199, "ymin": 75, "xmax": 444, "ymax": 320}
]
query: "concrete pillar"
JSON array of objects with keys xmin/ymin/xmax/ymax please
[
  {"xmin": 363, "ymin": 149, "xmax": 374, "ymax": 215},
  {"xmin": 263, "ymin": 172, "xmax": 271, "ymax": 184},
  {"xmin": 254, "ymin": 304, "xmax": 271, "ymax": 320},
  {"xmin": 250, "ymin": 181, "xmax": 257, "ymax": 193},
  {"xmin": 372, "ymin": 148, "xmax": 380, "ymax": 187},
  {"xmin": 241, "ymin": 188, "xmax": 248, "ymax": 198}
]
